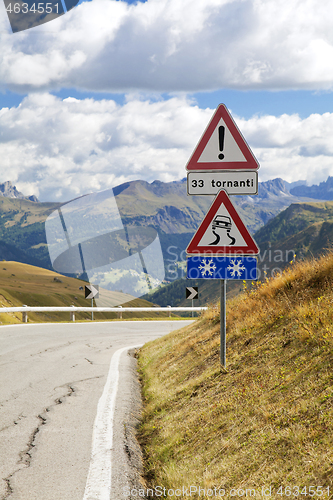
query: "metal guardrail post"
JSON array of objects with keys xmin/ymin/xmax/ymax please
[
  {"xmin": 22, "ymin": 305, "xmax": 28, "ymax": 323},
  {"xmin": 70, "ymin": 305, "xmax": 75, "ymax": 322},
  {"xmin": 167, "ymin": 305, "xmax": 171, "ymax": 318},
  {"xmin": 117, "ymin": 306, "xmax": 123, "ymax": 319}
]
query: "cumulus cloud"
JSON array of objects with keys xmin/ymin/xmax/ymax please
[
  {"xmin": 0, "ymin": 0, "xmax": 333, "ymax": 93},
  {"xmin": 0, "ymin": 94, "xmax": 332, "ymax": 201},
  {"xmin": 0, "ymin": 94, "xmax": 212, "ymax": 200}
]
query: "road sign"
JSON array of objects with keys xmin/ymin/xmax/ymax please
[
  {"xmin": 186, "ymin": 104, "xmax": 259, "ymax": 171},
  {"xmin": 187, "ymin": 170, "xmax": 258, "ymax": 196},
  {"xmin": 186, "ymin": 189, "xmax": 259, "ymax": 255},
  {"xmin": 187, "ymin": 256, "xmax": 257, "ymax": 280},
  {"xmin": 186, "ymin": 286, "xmax": 198, "ymax": 300},
  {"xmin": 85, "ymin": 284, "xmax": 99, "ymax": 299}
]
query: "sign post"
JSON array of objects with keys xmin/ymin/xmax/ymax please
[
  {"xmin": 85, "ymin": 284, "xmax": 100, "ymax": 321},
  {"xmin": 220, "ymin": 279, "xmax": 226, "ymax": 367},
  {"xmin": 186, "ymin": 286, "xmax": 198, "ymax": 317},
  {"xmin": 185, "ymin": 103, "xmax": 260, "ymax": 367}
]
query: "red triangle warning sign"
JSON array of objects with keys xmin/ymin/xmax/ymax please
[
  {"xmin": 186, "ymin": 104, "xmax": 259, "ymax": 171},
  {"xmin": 187, "ymin": 190, "xmax": 259, "ymax": 255}
]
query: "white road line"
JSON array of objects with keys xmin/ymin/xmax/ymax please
[{"xmin": 83, "ymin": 344, "xmax": 142, "ymax": 500}]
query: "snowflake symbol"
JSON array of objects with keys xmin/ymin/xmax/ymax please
[
  {"xmin": 227, "ymin": 259, "xmax": 246, "ymax": 278},
  {"xmin": 198, "ymin": 258, "xmax": 216, "ymax": 277}
]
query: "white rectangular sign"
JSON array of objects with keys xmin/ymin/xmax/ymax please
[{"xmin": 187, "ymin": 170, "xmax": 258, "ymax": 196}]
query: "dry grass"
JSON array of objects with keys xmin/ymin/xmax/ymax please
[
  {"xmin": 0, "ymin": 261, "xmax": 168, "ymax": 323},
  {"xmin": 137, "ymin": 253, "xmax": 333, "ymax": 498}
]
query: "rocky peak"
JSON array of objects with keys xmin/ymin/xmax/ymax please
[
  {"xmin": 258, "ymin": 178, "xmax": 291, "ymax": 199},
  {"xmin": 290, "ymin": 176, "xmax": 333, "ymax": 200},
  {"xmin": 0, "ymin": 181, "xmax": 39, "ymax": 202}
]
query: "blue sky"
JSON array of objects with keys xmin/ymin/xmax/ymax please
[
  {"xmin": 0, "ymin": 0, "xmax": 333, "ymax": 201},
  {"xmin": 55, "ymin": 88, "xmax": 333, "ymax": 119},
  {"xmin": 2, "ymin": 87, "xmax": 333, "ymax": 120}
]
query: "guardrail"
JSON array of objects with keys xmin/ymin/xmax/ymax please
[{"xmin": 0, "ymin": 306, "xmax": 208, "ymax": 322}]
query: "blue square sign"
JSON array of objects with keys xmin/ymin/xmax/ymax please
[{"xmin": 187, "ymin": 255, "xmax": 258, "ymax": 280}]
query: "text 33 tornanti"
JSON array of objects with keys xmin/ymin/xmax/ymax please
[{"xmin": 123, "ymin": 485, "xmax": 330, "ymax": 497}]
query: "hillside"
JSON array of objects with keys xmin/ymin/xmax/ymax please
[
  {"xmin": 0, "ymin": 196, "xmax": 61, "ymax": 269},
  {"xmin": 255, "ymin": 201, "xmax": 333, "ymax": 280},
  {"xmin": 254, "ymin": 201, "xmax": 333, "ymax": 246},
  {"xmin": 137, "ymin": 252, "xmax": 333, "ymax": 495},
  {"xmin": 0, "ymin": 262, "xmax": 165, "ymax": 324},
  {"xmin": 143, "ymin": 275, "xmax": 222, "ymax": 310}
]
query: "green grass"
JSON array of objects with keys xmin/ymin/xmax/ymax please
[{"xmin": 137, "ymin": 252, "xmax": 333, "ymax": 498}]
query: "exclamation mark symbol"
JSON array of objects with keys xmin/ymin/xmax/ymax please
[{"xmin": 218, "ymin": 125, "xmax": 225, "ymax": 160}]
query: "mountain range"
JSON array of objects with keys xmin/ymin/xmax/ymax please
[
  {"xmin": 290, "ymin": 176, "xmax": 333, "ymax": 200},
  {"xmin": 1, "ymin": 176, "xmax": 329, "ymax": 233},
  {"xmin": 1, "ymin": 176, "xmax": 333, "ymax": 306},
  {"xmin": 112, "ymin": 175, "xmax": 323, "ymax": 236},
  {"xmin": 0, "ymin": 176, "xmax": 321, "ymax": 272}
]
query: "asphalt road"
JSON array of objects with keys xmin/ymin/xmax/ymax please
[{"xmin": 0, "ymin": 320, "xmax": 193, "ymax": 500}]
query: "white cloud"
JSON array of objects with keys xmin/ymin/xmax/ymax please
[
  {"xmin": 0, "ymin": 94, "xmax": 212, "ymax": 200},
  {"xmin": 237, "ymin": 111, "xmax": 333, "ymax": 185},
  {"xmin": 0, "ymin": 94, "xmax": 332, "ymax": 201},
  {"xmin": 0, "ymin": 0, "xmax": 333, "ymax": 92}
]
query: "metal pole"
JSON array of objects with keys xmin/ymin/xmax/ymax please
[
  {"xmin": 91, "ymin": 298, "xmax": 94, "ymax": 321},
  {"xmin": 22, "ymin": 305, "xmax": 28, "ymax": 323},
  {"xmin": 70, "ymin": 305, "xmax": 75, "ymax": 322},
  {"xmin": 192, "ymin": 298, "xmax": 194, "ymax": 317},
  {"xmin": 220, "ymin": 279, "xmax": 227, "ymax": 367}
]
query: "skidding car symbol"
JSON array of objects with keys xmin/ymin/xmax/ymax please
[{"xmin": 212, "ymin": 215, "xmax": 232, "ymax": 231}]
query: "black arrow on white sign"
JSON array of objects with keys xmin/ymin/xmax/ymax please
[{"xmin": 186, "ymin": 286, "xmax": 198, "ymax": 300}]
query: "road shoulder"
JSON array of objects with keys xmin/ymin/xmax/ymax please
[{"xmin": 111, "ymin": 348, "xmax": 146, "ymax": 499}]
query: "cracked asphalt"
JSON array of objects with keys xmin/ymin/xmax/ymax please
[{"xmin": 0, "ymin": 320, "xmax": 192, "ymax": 500}]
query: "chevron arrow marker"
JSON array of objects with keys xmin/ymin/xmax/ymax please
[
  {"xmin": 186, "ymin": 286, "xmax": 198, "ymax": 300},
  {"xmin": 85, "ymin": 284, "xmax": 100, "ymax": 300}
]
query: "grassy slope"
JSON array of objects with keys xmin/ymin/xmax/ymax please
[
  {"xmin": 0, "ymin": 261, "xmax": 170, "ymax": 324},
  {"xmin": 255, "ymin": 201, "xmax": 333, "ymax": 246},
  {"xmin": 138, "ymin": 253, "xmax": 333, "ymax": 496}
]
